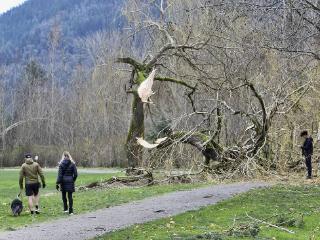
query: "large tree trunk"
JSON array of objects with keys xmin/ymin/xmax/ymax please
[{"xmin": 126, "ymin": 92, "xmax": 144, "ymax": 167}]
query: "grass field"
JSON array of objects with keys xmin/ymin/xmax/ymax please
[
  {"xmin": 99, "ymin": 184, "xmax": 320, "ymax": 240},
  {"xmin": 0, "ymin": 169, "xmax": 207, "ymax": 231}
]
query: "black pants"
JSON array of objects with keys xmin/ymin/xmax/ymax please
[
  {"xmin": 25, "ymin": 182, "xmax": 40, "ymax": 196},
  {"xmin": 305, "ymin": 155, "xmax": 312, "ymax": 177},
  {"xmin": 62, "ymin": 191, "xmax": 73, "ymax": 213}
]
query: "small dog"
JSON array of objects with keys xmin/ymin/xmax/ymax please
[{"xmin": 11, "ymin": 196, "xmax": 23, "ymax": 216}]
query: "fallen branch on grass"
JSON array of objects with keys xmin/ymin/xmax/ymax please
[
  {"xmin": 246, "ymin": 213, "xmax": 295, "ymax": 234},
  {"xmin": 104, "ymin": 172, "xmax": 154, "ymax": 185},
  {"xmin": 164, "ymin": 169, "xmax": 206, "ymax": 184},
  {"xmin": 85, "ymin": 169, "xmax": 154, "ymax": 189}
]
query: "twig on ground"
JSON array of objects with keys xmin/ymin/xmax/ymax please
[{"xmin": 246, "ymin": 213, "xmax": 295, "ymax": 234}]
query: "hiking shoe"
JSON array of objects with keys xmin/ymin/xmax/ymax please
[
  {"xmin": 64, "ymin": 210, "xmax": 69, "ymax": 213},
  {"xmin": 35, "ymin": 210, "xmax": 40, "ymax": 214},
  {"xmin": 69, "ymin": 213, "xmax": 74, "ymax": 216},
  {"xmin": 30, "ymin": 210, "xmax": 34, "ymax": 215}
]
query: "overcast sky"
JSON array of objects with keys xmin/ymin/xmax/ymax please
[{"xmin": 0, "ymin": 0, "xmax": 26, "ymax": 14}]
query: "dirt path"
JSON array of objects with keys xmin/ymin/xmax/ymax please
[{"xmin": 0, "ymin": 182, "xmax": 269, "ymax": 240}]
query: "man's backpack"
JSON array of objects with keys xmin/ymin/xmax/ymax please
[{"xmin": 11, "ymin": 195, "xmax": 23, "ymax": 216}]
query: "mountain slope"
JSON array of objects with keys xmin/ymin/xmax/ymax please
[{"xmin": 0, "ymin": 0, "xmax": 124, "ymax": 64}]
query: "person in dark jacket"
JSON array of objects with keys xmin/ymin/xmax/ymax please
[
  {"xmin": 56, "ymin": 151, "xmax": 78, "ymax": 215},
  {"xmin": 301, "ymin": 130, "xmax": 313, "ymax": 179}
]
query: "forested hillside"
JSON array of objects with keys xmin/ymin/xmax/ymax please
[
  {"xmin": 0, "ymin": 0, "xmax": 125, "ymax": 166},
  {"xmin": 0, "ymin": 0, "xmax": 124, "ymax": 64},
  {"xmin": 0, "ymin": 0, "xmax": 319, "ymax": 174}
]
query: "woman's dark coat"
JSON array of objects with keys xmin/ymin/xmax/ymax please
[{"xmin": 56, "ymin": 159, "xmax": 78, "ymax": 192}]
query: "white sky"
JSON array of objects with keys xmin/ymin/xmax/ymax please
[{"xmin": 0, "ymin": 0, "xmax": 27, "ymax": 14}]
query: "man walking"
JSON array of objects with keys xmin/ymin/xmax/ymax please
[
  {"xmin": 19, "ymin": 153, "xmax": 46, "ymax": 215},
  {"xmin": 301, "ymin": 131, "xmax": 314, "ymax": 179}
]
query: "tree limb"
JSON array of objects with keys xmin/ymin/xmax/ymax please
[
  {"xmin": 146, "ymin": 42, "xmax": 208, "ymax": 68},
  {"xmin": 303, "ymin": 0, "xmax": 320, "ymax": 12},
  {"xmin": 157, "ymin": 131, "xmax": 222, "ymax": 161},
  {"xmin": 262, "ymin": 46, "xmax": 320, "ymax": 61},
  {"xmin": 116, "ymin": 57, "xmax": 145, "ymax": 70},
  {"xmin": 295, "ymin": 9, "xmax": 320, "ymax": 32},
  {"xmin": 155, "ymin": 76, "xmax": 196, "ymax": 90}
]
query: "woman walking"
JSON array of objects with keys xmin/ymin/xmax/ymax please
[{"xmin": 56, "ymin": 151, "xmax": 78, "ymax": 215}]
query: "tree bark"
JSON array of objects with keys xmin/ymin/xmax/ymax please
[{"xmin": 126, "ymin": 92, "xmax": 145, "ymax": 167}]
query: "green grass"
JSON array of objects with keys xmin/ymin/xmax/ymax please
[
  {"xmin": 0, "ymin": 169, "xmax": 118, "ymax": 198},
  {"xmin": 98, "ymin": 185, "xmax": 320, "ymax": 240},
  {"xmin": 0, "ymin": 169, "xmax": 207, "ymax": 231}
]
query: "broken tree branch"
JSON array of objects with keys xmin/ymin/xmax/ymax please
[{"xmin": 246, "ymin": 213, "xmax": 295, "ymax": 234}]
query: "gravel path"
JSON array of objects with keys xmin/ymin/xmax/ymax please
[{"xmin": 0, "ymin": 182, "xmax": 269, "ymax": 240}]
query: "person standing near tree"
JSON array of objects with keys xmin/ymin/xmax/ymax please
[
  {"xmin": 300, "ymin": 130, "xmax": 314, "ymax": 179},
  {"xmin": 19, "ymin": 153, "xmax": 46, "ymax": 215},
  {"xmin": 56, "ymin": 151, "xmax": 78, "ymax": 215}
]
